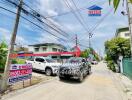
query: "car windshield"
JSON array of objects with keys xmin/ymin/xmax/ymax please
[{"xmin": 46, "ymin": 59, "xmax": 55, "ymax": 63}]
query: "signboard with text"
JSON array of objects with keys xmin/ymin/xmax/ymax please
[{"xmin": 8, "ymin": 64, "xmax": 32, "ymax": 84}]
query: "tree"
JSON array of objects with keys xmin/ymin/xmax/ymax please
[
  {"xmin": 105, "ymin": 37, "xmax": 130, "ymax": 60},
  {"xmin": 105, "ymin": 37, "xmax": 130, "ymax": 71},
  {"xmin": 0, "ymin": 41, "xmax": 8, "ymax": 72},
  {"xmin": 109, "ymin": 0, "xmax": 132, "ymax": 11},
  {"xmin": 80, "ymin": 48, "xmax": 100, "ymax": 61},
  {"xmin": 80, "ymin": 49, "xmax": 90, "ymax": 58}
]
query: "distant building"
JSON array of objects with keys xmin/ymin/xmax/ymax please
[
  {"xmin": 15, "ymin": 47, "xmax": 29, "ymax": 52},
  {"xmin": 115, "ymin": 27, "xmax": 130, "ymax": 39},
  {"xmin": 28, "ymin": 43, "xmax": 72, "ymax": 60},
  {"xmin": 28, "ymin": 43, "xmax": 66, "ymax": 53}
]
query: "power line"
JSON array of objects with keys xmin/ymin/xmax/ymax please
[
  {"xmin": 70, "ymin": 0, "xmax": 91, "ymax": 31},
  {"xmin": 69, "ymin": 0, "xmax": 92, "ymax": 47},
  {"xmin": 2, "ymin": 0, "xmax": 70, "ymax": 38},
  {"xmin": 0, "ymin": 6, "xmax": 68, "ymax": 42},
  {"xmin": 63, "ymin": 0, "xmax": 107, "ymax": 48},
  {"xmin": 2, "ymin": 0, "xmax": 76, "ymax": 48},
  {"xmin": 63, "ymin": 0, "xmax": 89, "ymax": 33},
  {"xmin": 23, "ymin": 2, "xmax": 70, "ymax": 37},
  {"xmin": 45, "ymin": 0, "xmax": 104, "ymax": 19},
  {"xmin": 0, "ymin": 4, "xmax": 73, "ymax": 49},
  {"xmin": 79, "ymin": 8, "xmax": 113, "ymax": 41}
]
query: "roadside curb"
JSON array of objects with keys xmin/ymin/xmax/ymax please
[{"xmin": 1, "ymin": 77, "xmax": 57, "ymax": 100}]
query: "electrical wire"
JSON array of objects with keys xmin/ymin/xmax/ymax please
[
  {"xmin": 2, "ymin": 0, "xmax": 70, "ymax": 38},
  {"xmin": 23, "ymin": 2, "xmax": 70, "ymax": 37},
  {"xmin": 79, "ymin": 8, "xmax": 113, "ymax": 41},
  {"xmin": 0, "ymin": 6, "xmax": 67, "ymax": 42},
  {"xmin": 63, "ymin": 0, "xmax": 89, "ymax": 33},
  {"xmin": 2, "ymin": 0, "xmax": 76, "ymax": 48},
  {"xmin": 0, "ymin": 4, "xmax": 73, "ymax": 49}
]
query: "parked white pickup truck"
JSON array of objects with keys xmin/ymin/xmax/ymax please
[{"xmin": 26, "ymin": 57, "xmax": 61, "ymax": 76}]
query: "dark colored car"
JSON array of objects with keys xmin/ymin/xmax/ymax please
[{"xmin": 59, "ymin": 57, "xmax": 91, "ymax": 82}]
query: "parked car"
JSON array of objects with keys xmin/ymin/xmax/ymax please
[
  {"xmin": 91, "ymin": 60, "xmax": 98, "ymax": 65},
  {"xmin": 59, "ymin": 57, "xmax": 91, "ymax": 82},
  {"xmin": 26, "ymin": 57, "xmax": 61, "ymax": 76}
]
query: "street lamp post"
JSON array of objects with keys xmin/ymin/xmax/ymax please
[
  {"xmin": 126, "ymin": 0, "xmax": 132, "ymax": 57},
  {"xmin": 0, "ymin": 0, "xmax": 23, "ymax": 92}
]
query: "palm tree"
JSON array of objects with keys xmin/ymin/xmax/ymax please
[
  {"xmin": 109, "ymin": 0, "xmax": 132, "ymax": 11},
  {"xmin": 0, "ymin": 41, "xmax": 8, "ymax": 72}
]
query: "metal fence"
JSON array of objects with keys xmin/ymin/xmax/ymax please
[{"xmin": 122, "ymin": 58, "xmax": 132, "ymax": 79}]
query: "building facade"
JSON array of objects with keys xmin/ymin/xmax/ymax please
[
  {"xmin": 28, "ymin": 43, "xmax": 66, "ymax": 53},
  {"xmin": 115, "ymin": 27, "xmax": 130, "ymax": 39},
  {"xmin": 28, "ymin": 43, "xmax": 72, "ymax": 60}
]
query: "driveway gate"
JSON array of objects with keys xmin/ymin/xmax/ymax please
[{"xmin": 122, "ymin": 58, "xmax": 132, "ymax": 79}]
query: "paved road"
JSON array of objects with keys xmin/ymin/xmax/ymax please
[{"xmin": 2, "ymin": 62, "xmax": 127, "ymax": 100}]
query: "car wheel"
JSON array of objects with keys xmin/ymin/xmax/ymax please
[
  {"xmin": 45, "ymin": 68, "xmax": 52, "ymax": 76},
  {"xmin": 59, "ymin": 76, "xmax": 65, "ymax": 80},
  {"xmin": 78, "ymin": 73, "xmax": 83, "ymax": 82}
]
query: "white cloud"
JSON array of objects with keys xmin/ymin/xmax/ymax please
[
  {"xmin": 0, "ymin": 27, "xmax": 28, "ymax": 46},
  {"xmin": 36, "ymin": 0, "xmax": 68, "ymax": 16},
  {"xmin": 0, "ymin": 27, "xmax": 11, "ymax": 41}
]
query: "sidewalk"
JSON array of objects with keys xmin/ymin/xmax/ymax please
[{"xmin": 116, "ymin": 73, "xmax": 132, "ymax": 100}]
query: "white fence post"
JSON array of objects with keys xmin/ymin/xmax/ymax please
[{"xmin": 119, "ymin": 56, "xmax": 123, "ymax": 73}]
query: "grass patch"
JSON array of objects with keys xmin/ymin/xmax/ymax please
[
  {"xmin": 16, "ymin": 59, "xmax": 26, "ymax": 64},
  {"xmin": 12, "ymin": 58, "xmax": 26, "ymax": 64}
]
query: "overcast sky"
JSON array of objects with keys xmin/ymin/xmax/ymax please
[{"xmin": 0, "ymin": 0, "xmax": 128, "ymax": 56}]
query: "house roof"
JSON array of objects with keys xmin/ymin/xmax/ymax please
[
  {"xmin": 88, "ymin": 5, "xmax": 102, "ymax": 10},
  {"xmin": 115, "ymin": 27, "xmax": 129, "ymax": 37},
  {"xmin": 28, "ymin": 43, "xmax": 66, "ymax": 49}
]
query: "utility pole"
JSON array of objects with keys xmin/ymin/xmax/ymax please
[
  {"xmin": 89, "ymin": 33, "xmax": 91, "ymax": 48},
  {"xmin": 126, "ymin": 0, "xmax": 132, "ymax": 57},
  {"xmin": 75, "ymin": 34, "xmax": 78, "ymax": 46},
  {"xmin": 0, "ymin": 0, "xmax": 23, "ymax": 92}
]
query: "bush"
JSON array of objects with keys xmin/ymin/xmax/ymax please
[
  {"xmin": 105, "ymin": 37, "xmax": 130, "ymax": 72},
  {"xmin": 0, "ymin": 41, "xmax": 8, "ymax": 71},
  {"xmin": 12, "ymin": 59, "xmax": 18, "ymax": 64},
  {"xmin": 107, "ymin": 60, "xmax": 116, "ymax": 72}
]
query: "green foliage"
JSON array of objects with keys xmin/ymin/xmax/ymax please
[
  {"xmin": 80, "ymin": 48, "xmax": 100, "ymax": 61},
  {"xmin": 94, "ymin": 53, "xmax": 100, "ymax": 61},
  {"xmin": 105, "ymin": 37, "xmax": 130, "ymax": 59},
  {"xmin": 109, "ymin": 0, "xmax": 132, "ymax": 12},
  {"xmin": 105, "ymin": 37, "xmax": 130, "ymax": 71},
  {"xmin": 0, "ymin": 41, "xmax": 26, "ymax": 73},
  {"xmin": 80, "ymin": 49, "xmax": 90, "ymax": 58},
  {"xmin": 12, "ymin": 59, "xmax": 18, "ymax": 64},
  {"xmin": 107, "ymin": 60, "xmax": 116, "ymax": 72},
  {"xmin": 0, "ymin": 41, "xmax": 8, "ymax": 72}
]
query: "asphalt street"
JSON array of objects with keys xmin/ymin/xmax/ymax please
[{"xmin": 2, "ymin": 62, "xmax": 128, "ymax": 100}]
